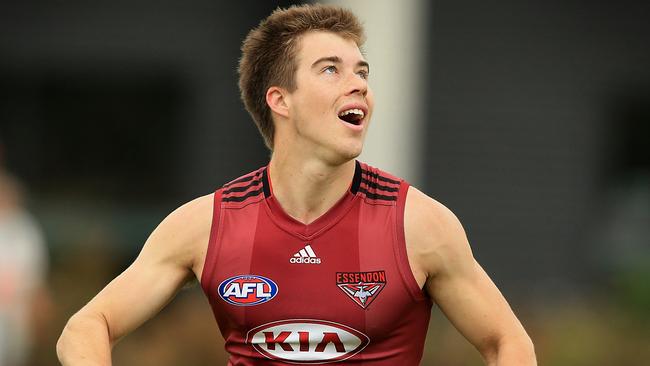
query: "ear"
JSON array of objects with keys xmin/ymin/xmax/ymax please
[{"xmin": 266, "ymin": 86, "xmax": 290, "ymax": 119}]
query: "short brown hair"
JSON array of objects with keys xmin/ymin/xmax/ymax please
[{"xmin": 238, "ymin": 4, "xmax": 365, "ymax": 150}]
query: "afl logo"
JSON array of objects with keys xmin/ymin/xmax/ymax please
[{"xmin": 218, "ymin": 275, "xmax": 278, "ymax": 306}]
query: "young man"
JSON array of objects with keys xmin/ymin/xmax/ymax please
[{"xmin": 58, "ymin": 4, "xmax": 536, "ymax": 365}]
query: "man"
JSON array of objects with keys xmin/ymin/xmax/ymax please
[{"xmin": 58, "ymin": 4, "xmax": 536, "ymax": 365}]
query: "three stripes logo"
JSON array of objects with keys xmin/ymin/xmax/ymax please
[{"xmin": 290, "ymin": 244, "xmax": 322, "ymax": 265}]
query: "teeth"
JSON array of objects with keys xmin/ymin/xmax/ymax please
[{"xmin": 338, "ymin": 108, "xmax": 365, "ymax": 118}]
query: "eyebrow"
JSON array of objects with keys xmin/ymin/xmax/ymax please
[{"xmin": 311, "ymin": 56, "xmax": 370, "ymax": 71}]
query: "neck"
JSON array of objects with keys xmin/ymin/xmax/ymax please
[{"xmin": 268, "ymin": 153, "xmax": 356, "ymax": 225}]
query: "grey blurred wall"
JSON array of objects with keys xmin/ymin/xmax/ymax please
[
  {"xmin": 0, "ymin": 1, "xmax": 295, "ymax": 203},
  {"xmin": 424, "ymin": 0, "xmax": 650, "ymax": 296}
]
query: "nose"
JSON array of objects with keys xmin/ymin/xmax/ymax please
[{"xmin": 344, "ymin": 71, "xmax": 368, "ymax": 97}]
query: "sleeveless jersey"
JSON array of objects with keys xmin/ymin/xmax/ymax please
[{"xmin": 200, "ymin": 161, "xmax": 432, "ymax": 365}]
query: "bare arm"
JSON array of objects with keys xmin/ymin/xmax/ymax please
[
  {"xmin": 405, "ymin": 187, "xmax": 536, "ymax": 365},
  {"xmin": 56, "ymin": 194, "xmax": 213, "ymax": 365}
]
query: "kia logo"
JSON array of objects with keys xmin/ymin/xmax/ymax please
[{"xmin": 246, "ymin": 319, "xmax": 369, "ymax": 363}]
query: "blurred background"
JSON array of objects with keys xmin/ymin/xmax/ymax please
[{"xmin": 0, "ymin": 0, "xmax": 648, "ymax": 365}]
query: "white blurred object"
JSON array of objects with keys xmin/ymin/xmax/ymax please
[{"xmin": 0, "ymin": 173, "xmax": 48, "ymax": 366}]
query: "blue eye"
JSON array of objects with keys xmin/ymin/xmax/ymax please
[
  {"xmin": 323, "ymin": 65, "xmax": 337, "ymax": 74},
  {"xmin": 357, "ymin": 70, "xmax": 369, "ymax": 80}
]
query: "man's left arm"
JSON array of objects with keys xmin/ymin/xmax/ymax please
[{"xmin": 405, "ymin": 187, "xmax": 537, "ymax": 366}]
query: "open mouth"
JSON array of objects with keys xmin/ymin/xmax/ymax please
[{"xmin": 338, "ymin": 108, "xmax": 365, "ymax": 126}]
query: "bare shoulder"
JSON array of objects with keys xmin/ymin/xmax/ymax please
[
  {"xmin": 140, "ymin": 193, "xmax": 214, "ymax": 273},
  {"xmin": 159, "ymin": 193, "xmax": 214, "ymax": 236},
  {"xmin": 404, "ymin": 186, "xmax": 474, "ymax": 283}
]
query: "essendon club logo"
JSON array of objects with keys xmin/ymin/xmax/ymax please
[{"xmin": 336, "ymin": 271, "xmax": 386, "ymax": 309}]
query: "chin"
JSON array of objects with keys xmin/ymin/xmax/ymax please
[
  {"xmin": 344, "ymin": 145, "xmax": 363, "ymax": 160},
  {"xmin": 314, "ymin": 145, "xmax": 361, "ymax": 166},
  {"xmin": 327, "ymin": 142, "xmax": 363, "ymax": 164},
  {"xmin": 310, "ymin": 134, "xmax": 365, "ymax": 165}
]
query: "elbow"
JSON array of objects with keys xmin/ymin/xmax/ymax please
[
  {"xmin": 523, "ymin": 336, "xmax": 537, "ymax": 364},
  {"xmin": 480, "ymin": 334, "xmax": 537, "ymax": 366},
  {"xmin": 501, "ymin": 335, "xmax": 537, "ymax": 365},
  {"xmin": 56, "ymin": 314, "xmax": 78, "ymax": 363},
  {"xmin": 56, "ymin": 335, "xmax": 70, "ymax": 364},
  {"xmin": 56, "ymin": 310, "xmax": 113, "ymax": 364}
]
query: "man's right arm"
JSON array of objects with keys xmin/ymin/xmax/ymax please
[{"xmin": 56, "ymin": 193, "xmax": 214, "ymax": 366}]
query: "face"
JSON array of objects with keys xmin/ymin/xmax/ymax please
[{"xmin": 282, "ymin": 31, "xmax": 374, "ymax": 164}]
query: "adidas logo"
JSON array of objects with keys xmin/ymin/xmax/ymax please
[{"xmin": 289, "ymin": 244, "xmax": 322, "ymax": 264}]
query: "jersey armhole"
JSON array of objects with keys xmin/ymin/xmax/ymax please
[
  {"xmin": 200, "ymin": 188, "xmax": 223, "ymax": 295},
  {"xmin": 394, "ymin": 182, "xmax": 429, "ymax": 302}
]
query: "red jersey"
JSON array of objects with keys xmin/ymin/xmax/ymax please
[{"xmin": 200, "ymin": 161, "xmax": 432, "ymax": 365}]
